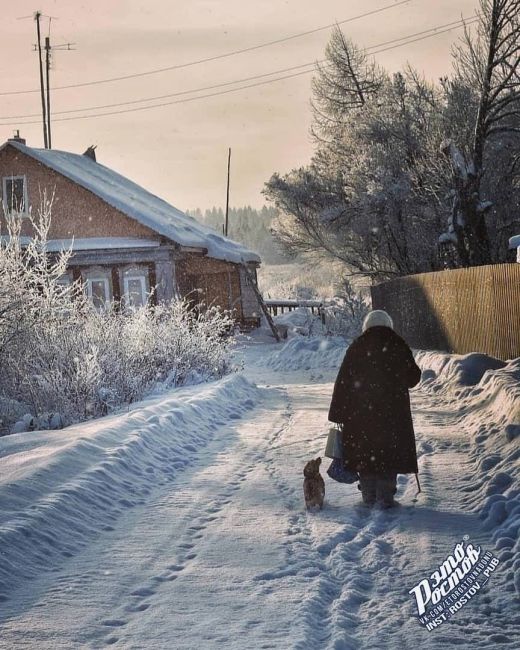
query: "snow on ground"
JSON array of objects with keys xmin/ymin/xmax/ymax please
[
  {"xmin": 0, "ymin": 337, "xmax": 518, "ymax": 649},
  {"xmin": 259, "ymin": 335, "xmax": 347, "ymax": 372},
  {"xmin": 0, "ymin": 375, "xmax": 259, "ymax": 603},
  {"xmin": 415, "ymin": 350, "xmax": 520, "ymax": 600}
]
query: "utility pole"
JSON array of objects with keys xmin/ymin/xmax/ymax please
[
  {"xmin": 19, "ymin": 12, "xmax": 74, "ymax": 149},
  {"xmin": 224, "ymin": 147, "xmax": 231, "ymax": 236},
  {"xmin": 43, "ymin": 37, "xmax": 74, "ymax": 149},
  {"xmin": 45, "ymin": 36, "xmax": 51, "ymax": 148},
  {"xmin": 35, "ymin": 11, "xmax": 48, "ymax": 148}
]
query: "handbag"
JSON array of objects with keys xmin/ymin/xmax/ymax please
[
  {"xmin": 326, "ymin": 458, "xmax": 359, "ymax": 484},
  {"xmin": 325, "ymin": 424, "xmax": 359, "ymax": 484},
  {"xmin": 324, "ymin": 425, "xmax": 343, "ymax": 459}
]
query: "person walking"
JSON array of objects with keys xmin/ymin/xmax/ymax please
[{"xmin": 328, "ymin": 309, "xmax": 422, "ymax": 507}]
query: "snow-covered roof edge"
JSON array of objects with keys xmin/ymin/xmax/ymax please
[
  {"xmin": 0, "ymin": 235, "xmax": 163, "ymax": 252},
  {"xmin": 1, "ymin": 141, "xmax": 260, "ymax": 265}
]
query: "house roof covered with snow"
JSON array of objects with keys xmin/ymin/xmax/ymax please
[{"xmin": 2, "ymin": 140, "xmax": 260, "ymax": 264}]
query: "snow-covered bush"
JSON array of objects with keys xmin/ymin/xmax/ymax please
[
  {"xmin": 13, "ymin": 300, "xmax": 234, "ymax": 427},
  {"xmin": 0, "ymin": 208, "xmax": 235, "ymax": 433},
  {"xmin": 323, "ymin": 279, "xmax": 370, "ymax": 338}
]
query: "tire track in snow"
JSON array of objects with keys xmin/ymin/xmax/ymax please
[
  {"xmin": 291, "ymin": 509, "xmax": 374, "ymax": 650},
  {"xmin": 251, "ymin": 384, "xmax": 341, "ymax": 647},
  {"xmin": 88, "ymin": 385, "xmax": 295, "ymax": 648},
  {"xmin": 250, "ymin": 381, "xmax": 381, "ymax": 650},
  {"xmin": 0, "ymin": 381, "xmax": 266, "ymax": 650},
  {"xmin": 92, "ymin": 438, "xmax": 263, "ymax": 648}
]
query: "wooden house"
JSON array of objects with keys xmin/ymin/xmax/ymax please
[{"xmin": 0, "ymin": 135, "xmax": 261, "ymax": 327}]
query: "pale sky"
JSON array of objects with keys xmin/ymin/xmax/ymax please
[{"xmin": 0, "ymin": 0, "xmax": 477, "ymax": 211}]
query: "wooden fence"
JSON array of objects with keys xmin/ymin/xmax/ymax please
[
  {"xmin": 264, "ymin": 299, "xmax": 325, "ymax": 322},
  {"xmin": 370, "ymin": 264, "xmax": 520, "ymax": 361}
]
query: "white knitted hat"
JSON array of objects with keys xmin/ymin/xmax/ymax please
[{"xmin": 362, "ymin": 309, "xmax": 394, "ymax": 332}]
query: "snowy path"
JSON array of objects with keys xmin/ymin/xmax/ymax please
[{"xmin": 0, "ymin": 343, "xmax": 518, "ymax": 649}]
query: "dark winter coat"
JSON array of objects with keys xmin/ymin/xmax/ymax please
[{"xmin": 328, "ymin": 326, "xmax": 421, "ymax": 474}]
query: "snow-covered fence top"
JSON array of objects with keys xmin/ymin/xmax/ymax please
[
  {"xmin": 264, "ymin": 299, "xmax": 325, "ymax": 321},
  {"xmin": 264, "ymin": 299, "xmax": 323, "ymax": 307}
]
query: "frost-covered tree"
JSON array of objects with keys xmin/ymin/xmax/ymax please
[
  {"xmin": 311, "ymin": 27, "xmax": 383, "ymax": 146},
  {"xmin": 0, "ymin": 194, "xmax": 74, "ymax": 359},
  {"xmin": 188, "ymin": 205, "xmax": 289, "ymax": 264},
  {"xmin": 266, "ymin": 11, "xmax": 520, "ymax": 278},
  {"xmin": 440, "ymin": 0, "xmax": 520, "ymax": 266},
  {"xmin": 324, "ymin": 278, "xmax": 370, "ymax": 338},
  {"xmin": 265, "ymin": 63, "xmax": 447, "ymax": 280}
]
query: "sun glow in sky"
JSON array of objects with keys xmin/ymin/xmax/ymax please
[{"xmin": 1, "ymin": 0, "xmax": 476, "ymax": 211}]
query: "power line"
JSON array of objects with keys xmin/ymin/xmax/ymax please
[
  {"xmin": 1, "ymin": 61, "xmax": 318, "ymax": 119},
  {"xmin": 0, "ymin": 19, "xmax": 478, "ymax": 126},
  {"xmin": 0, "ymin": 16, "xmax": 477, "ymax": 122},
  {"xmin": 0, "ymin": 17, "xmax": 477, "ymax": 127},
  {"xmin": 0, "ymin": 0, "xmax": 414, "ymax": 96}
]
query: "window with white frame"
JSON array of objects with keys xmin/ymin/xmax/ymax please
[
  {"xmin": 2, "ymin": 176, "xmax": 28, "ymax": 214},
  {"xmin": 123, "ymin": 273, "xmax": 148, "ymax": 309},
  {"xmin": 86, "ymin": 276, "xmax": 112, "ymax": 311}
]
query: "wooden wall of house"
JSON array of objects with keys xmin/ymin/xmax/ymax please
[
  {"xmin": 239, "ymin": 266, "xmax": 261, "ymax": 320},
  {"xmin": 176, "ymin": 255, "xmax": 244, "ymax": 320},
  {"xmin": 0, "ymin": 144, "xmax": 157, "ymax": 241}
]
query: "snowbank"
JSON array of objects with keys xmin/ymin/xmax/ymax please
[
  {"xmin": 0, "ymin": 374, "xmax": 259, "ymax": 601},
  {"xmin": 417, "ymin": 350, "xmax": 520, "ymax": 595},
  {"xmin": 273, "ymin": 306, "xmax": 324, "ymax": 336},
  {"xmin": 416, "ymin": 351, "xmax": 507, "ymax": 388},
  {"xmin": 260, "ymin": 336, "xmax": 348, "ymax": 372}
]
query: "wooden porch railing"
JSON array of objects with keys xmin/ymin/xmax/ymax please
[{"xmin": 264, "ymin": 299, "xmax": 325, "ymax": 323}]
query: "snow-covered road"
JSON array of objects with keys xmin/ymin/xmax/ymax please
[{"xmin": 0, "ymin": 340, "xmax": 518, "ymax": 649}]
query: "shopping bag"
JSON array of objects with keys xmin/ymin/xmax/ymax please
[
  {"xmin": 326, "ymin": 458, "xmax": 359, "ymax": 484},
  {"xmin": 324, "ymin": 425, "xmax": 343, "ymax": 459}
]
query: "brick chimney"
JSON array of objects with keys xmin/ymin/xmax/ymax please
[{"xmin": 83, "ymin": 145, "xmax": 97, "ymax": 162}]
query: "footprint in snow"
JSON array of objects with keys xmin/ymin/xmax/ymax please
[
  {"xmin": 104, "ymin": 636, "xmax": 119, "ymax": 645},
  {"xmin": 124, "ymin": 602, "xmax": 150, "ymax": 613},
  {"xmin": 130, "ymin": 587, "xmax": 155, "ymax": 598},
  {"xmin": 101, "ymin": 619, "xmax": 127, "ymax": 627}
]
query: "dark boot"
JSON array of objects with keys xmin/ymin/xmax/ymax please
[
  {"xmin": 376, "ymin": 473, "xmax": 397, "ymax": 508},
  {"xmin": 358, "ymin": 473, "xmax": 377, "ymax": 506}
]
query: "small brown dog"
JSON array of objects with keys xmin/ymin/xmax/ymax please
[{"xmin": 303, "ymin": 457, "xmax": 325, "ymax": 510}]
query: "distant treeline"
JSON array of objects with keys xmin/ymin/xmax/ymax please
[{"xmin": 188, "ymin": 206, "xmax": 290, "ymax": 264}]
